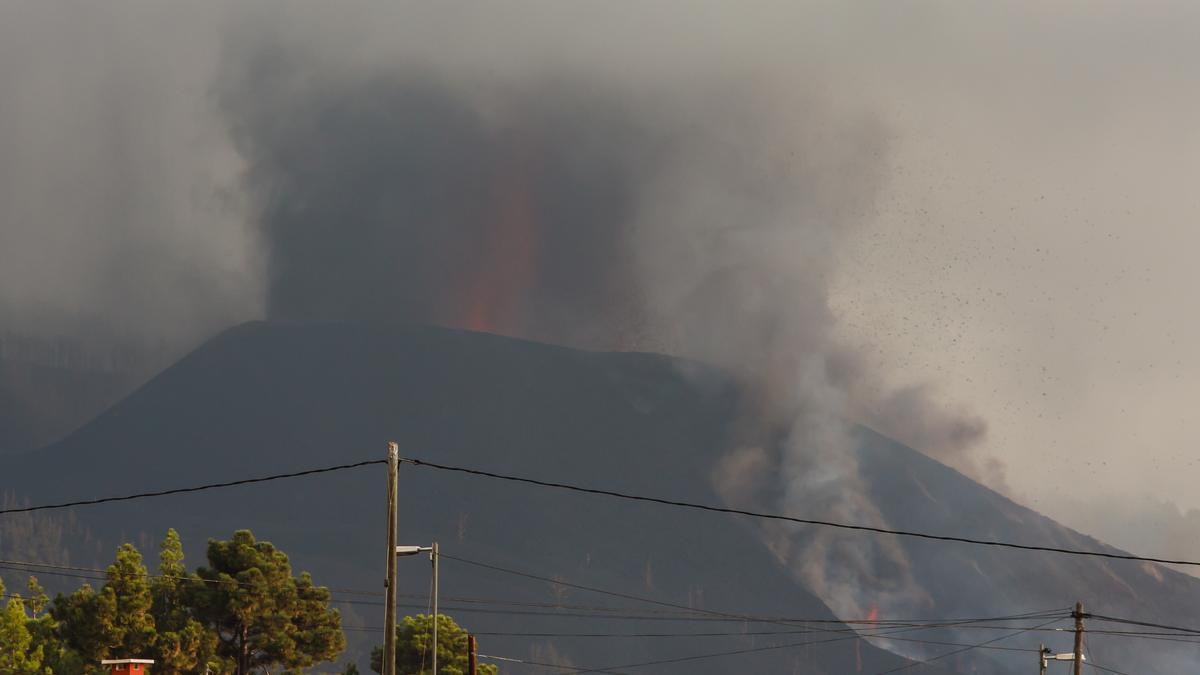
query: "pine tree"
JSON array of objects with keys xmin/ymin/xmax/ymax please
[
  {"xmin": 25, "ymin": 606, "xmax": 81, "ymax": 675},
  {"xmin": 0, "ymin": 577, "xmax": 46, "ymax": 675},
  {"xmin": 190, "ymin": 529, "xmax": 345, "ymax": 675},
  {"xmin": 370, "ymin": 614, "xmax": 498, "ymax": 675},
  {"xmin": 25, "ymin": 577, "xmax": 48, "ymax": 618},
  {"xmin": 53, "ymin": 544, "xmax": 156, "ymax": 664},
  {"xmin": 150, "ymin": 529, "xmax": 217, "ymax": 675},
  {"xmin": 21, "ymin": 575, "xmax": 82, "ymax": 674},
  {"xmin": 294, "ymin": 570, "xmax": 348, "ymax": 667},
  {"xmin": 101, "ymin": 544, "xmax": 157, "ymax": 657},
  {"xmin": 52, "ymin": 583, "xmax": 108, "ymax": 665}
]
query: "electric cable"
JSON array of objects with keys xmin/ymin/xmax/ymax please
[
  {"xmin": 869, "ymin": 618, "xmax": 1064, "ymax": 675},
  {"xmin": 0, "ymin": 458, "xmax": 385, "ymax": 515},
  {"xmin": 554, "ymin": 617, "xmax": 1058, "ymax": 675},
  {"xmin": 4, "ymin": 453, "xmax": 1197, "ymax": 569},
  {"xmin": 400, "ymin": 456, "xmax": 1200, "ymax": 568},
  {"xmin": 331, "ymin": 597, "xmax": 1067, "ymax": 630},
  {"xmin": 1084, "ymin": 662, "xmax": 1134, "ymax": 675},
  {"xmin": 1087, "ymin": 613, "xmax": 1200, "ymax": 636},
  {"xmin": 0, "ymin": 558, "xmax": 381, "ymax": 597},
  {"xmin": 440, "ymin": 552, "xmax": 1066, "ymax": 629},
  {"xmin": 417, "ymin": 571, "xmax": 433, "ymax": 675},
  {"xmin": 0, "ymin": 556, "xmax": 1065, "ymax": 632}
]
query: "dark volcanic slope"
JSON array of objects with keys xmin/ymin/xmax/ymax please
[
  {"xmin": 0, "ymin": 360, "xmax": 144, "ymax": 455},
  {"xmin": 856, "ymin": 431, "xmax": 1200, "ymax": 674},
  {"xmin": 0, "ymin": 321, "xmax": 925, "ymax": 674},
  {"xmin": 4, "ymin": 321, "xmax": 1198, "ymax": 673}
]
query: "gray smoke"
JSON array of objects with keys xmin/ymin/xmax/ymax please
[
  {"xmin": 0, "ymin": 0, "xmax": 1003, "ymax": 635},
  {"xmin": 218, "ymin": 55, "xmax": 647, "ymax": 346},
  {"xmin": 0, "ymin": 3, "xmax": 257, "ymax": 349},
  {"xmin": 213, "ymin": 14, "xmax": 997, "ymax": 627}
]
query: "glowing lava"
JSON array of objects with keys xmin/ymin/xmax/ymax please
[{"xmin": 455, "ymin": 148, "xmax": 541, "ymax": 335}]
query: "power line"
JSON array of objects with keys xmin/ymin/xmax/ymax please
[
  {"xmin": 1084, "ymin": 633, "xmax": 1096, "ymax": 675},
  {"xmin": 441, "ymin": 552, "xmax": 775, "ymax": 625},
  {"xmin": 400, "ymin": 456, "xmax": 1200, "ymax": 568},
  {"xmin": 0, "ymin": 563, "xmax": 105, "ymax": 583},
  {"xmin": 472, "ymin": 628, "xmax": 1044, "ymax": 654},
  {"xmin": 478, "ymin": 653, "xmax": 629, "ymax": 675},
  {"xmin": 553, "ymin": 617, "xmax": 1058, "ymax": 675},
  {"xmin": 1088, "ymin": 630, "xmax": 1200, "ymax": 646},
  {"xmin": 870, "ymin": 618, "xmax": 1065, "ymax": 675},
  {"xmin": 442, "ymin": 551, "xmax": 1073, "ymax": 673},
  {"xmin": 1084, "ymin": 662, "xmax": 1134, "ymax": 675},
  {"xmin": 0, "ymin": 553, "xmax": 1077, "ymax": 635},
  {"xmin": 332, "ymin": 596, "xmax": 1068, "ymax": 631},
  {"xmin": 8, "ymin": 555, "xmax": 1000, "ymax": 626},
  {"xmin": 1082, "ymin": 615, "xmax": 1198, "ymax": 674},
  {"xmin": 0, "ymin": 558, "xmax": 381, "ymax": 597},
  {"xmin": 440, "ymin": 552, "xmax": 1066, "ymax": 630},
  {"xmin": 557, "ymin": 625, "xmax": 930, "ymax": 674},
  {"xmin": 423, "ymin": 593, "xmax": 762, "ymax": 618},
  {"xmin": 4, "ymin": 599, "xmax": 1072, "ymax": 673},
  {"xmin": 4, "ymin": 569, "xmax": 1071, "ymax": 673},
  {"xmin": 471, "ymin": 628, "xmax": 1041, "ymax": 641},
  {"xmin": 342, "ymin": 621, "xmax": 1200, "ymax": 646},
  {"xmin": 0, "ymin": 459, "xmax": 385, "ymax": 515},
  {"xmin": 6, "ymin": 452, "xmax": 1199, "ymax": 569},
  {"xmin": 1088, "ymin": 613, "xmax": 1200, "ymax": 636},
  {"xmin": 418, "ymin": 571, "xmax": 434, "ymax": 675},
  {"xmin": 334, "ymin": 599, "xmax": 794, "ymax": 623}
]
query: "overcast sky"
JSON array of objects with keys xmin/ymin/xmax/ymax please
[{"xmin": 2, "ymin": 1, "xmax": 1198, "ymax": 558}]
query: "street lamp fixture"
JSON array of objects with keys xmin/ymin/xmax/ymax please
[{"xmin": 395, "ymin": 546, "xmax": 433, "ymax": 556}]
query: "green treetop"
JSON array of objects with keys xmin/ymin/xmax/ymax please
[
  {"xmin": 190, "ymin": 529, "xmax": 345, "ymax": 675},
  {"xmin": 53, "ymin": 544, "xmax": 156, "ymax": 665},
  {"xmin": 150, "ymin": 529, "xmax": 217, "ymax": 675},
  {"xmin": 0, "ymin": 577, "xmax": 46, "ymax": 675},
  {"xmin": 370, "ymin": 614, "xmax": 498, "ymax": 675}
]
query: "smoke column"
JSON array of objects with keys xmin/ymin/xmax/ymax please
[
  {"xmin": 0, "ymin": 0, "xmax": 1002, "ymax": 642},
  {"xmin": 221, "ymin": 56, "xmax": 646, "ymax": 346},
  {"xmin": 217, "ymin": 21, "xmax": 994, "ymax": 630}
]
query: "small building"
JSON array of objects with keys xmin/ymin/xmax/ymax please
[{"xmin": 101, "ymin": 659, "xmax": 154, "ymax": 675}]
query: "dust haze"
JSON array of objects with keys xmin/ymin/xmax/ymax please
[{"xmin": 4, "ymin": 0, "xmax": 1200, "ymax": 624}]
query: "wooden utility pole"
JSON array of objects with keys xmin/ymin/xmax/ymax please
[
  {"xmin": 1072, "ymin": 601, "xmax": 1085, "ymax": 675},
  {"xmin": 432, "ymin": 541, "xmax": 440, "ymax": 675},
  {"xmin": 468, "ymin": 634, "xmax": 478, "ymax": 675},
  {"xmin": 382, "ymin": 443, "xmax": 400, "ymax": 675},
  {"xmin": 1038, "ymin": 643, "xmax": 1047, "ymax": 675}
]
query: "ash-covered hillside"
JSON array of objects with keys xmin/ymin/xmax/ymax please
[
  {"xmin": 0, "ymin": 333, "xmax": 169, "ymax": 455},
  {"xmin": 1, "ymin": 321, "xmax": 1195, "ymax": 673}
]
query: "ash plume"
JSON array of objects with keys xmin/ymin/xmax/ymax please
[
  {"xmin": 220, "ymin": 65, "xmax": 645, "ymax": 346},
  {"xmin": 0, "ymin": 3, "xmax": 257, "ymax": 349},
  {"xmin": 0, "ymin": 0, "xmax": 1004, "ymax": 641},
  {"xmin": 217, "ymin": 22, "xmax": 994, "ymax": 627}
]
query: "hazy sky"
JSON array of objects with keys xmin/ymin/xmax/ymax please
[
  {"xmin": 2, "ymin": 1, "xmax": 1199, "ymax": 559},
  {"xmin": 818, "ymin": 2, "xmax": 1200, "ymax": 553}
]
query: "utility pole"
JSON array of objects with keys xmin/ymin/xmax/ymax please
[
  {"xmin": 432, "ymin": 541, "xmax": 440, "ymax": 675},
  {"xmin": 1038, "ymin": 643, "xmax": 1048, "ymax": 675},
  {"xmin": 382, "ymin": 443, "xmax": 399, "ymax": 675},
  {"xmin": 468, "ymin": 634, "xmax": 478, "ymax": 675},
  {"xmin": 1072, "ymin": 601, "xmax": 1085, "ymax": 675}
]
